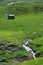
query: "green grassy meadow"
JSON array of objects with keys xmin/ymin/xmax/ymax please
[
  {"xmin": 0, "ymin": 13, "xmax": 43, "ymax": 59},
  {"xmin": 0, "ymin": 13, "xmax": 43, "ymax": 44},
  {"xmin": 0, "ymin": 0, "xmax": 43, "ymax": 65}
]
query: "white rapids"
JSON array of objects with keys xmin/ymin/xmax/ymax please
[{"xmin": 23, "ymin": 40, "xmax": 36, "ymax": 59}]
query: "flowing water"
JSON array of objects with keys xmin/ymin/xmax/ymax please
[{"xmin": 23, "ymin": 40, "xmax": 36, "ymax": 59}]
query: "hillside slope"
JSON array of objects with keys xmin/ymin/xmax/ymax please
[
  {"xmin": 19, "ymin": 58, "xmax": 43, "ymax": 65},
  {"xmin": 0, "ymin": 0, "xmax": 43, "ymax": 65},
  {"xmin": 0, "ymin": 0, "xmax": 43, "ymax": 6},
  {"xmin": 0, "ymin": 0, "xmax": 43, "ymax": 15}
]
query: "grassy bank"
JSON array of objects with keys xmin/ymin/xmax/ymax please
[
  {"xmin": 0, "ymin": 13, "xmax": 43, "ymax": 65},
  {"xmin": 19, "ymin": 57, "xmax": 43, "ymax": 65}
]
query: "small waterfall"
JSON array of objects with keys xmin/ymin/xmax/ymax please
[{"xmin": 23, "ymin": 40, "xmax": 36, "ymax": 59}]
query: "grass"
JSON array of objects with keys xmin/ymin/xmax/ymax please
[
  {"xmin": 0, "ymin": 13, "xmax": 43, "ymax": 52},
  {"xmin": 18, "ymin": 57, "xmax": 43, "ymax": 65},
  {"xmin": 0, "ymin": 13, "xmax": 43, "ymax": 44},
  {"xmin": 0, "ymin": 1, "xmax": 43, "ymax": 65},
  {"xmin": 0, "ymin": 50, "xmax": 30, "ymax": 60},
  {"xmin": 0, "ymin": 13, "xmax": 43, "ymax": 65},
  {"xmin": 0, "ymin": 13, "xmax": 43, "ymax": 43}
]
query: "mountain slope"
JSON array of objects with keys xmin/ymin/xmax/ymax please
[
  {"xmin": 19, "ymin": 58, "xmax": 43, "ymax": 65},
  {"xmin": 0, "ymin": 0, "xmax": 43, "ymax": 6}
]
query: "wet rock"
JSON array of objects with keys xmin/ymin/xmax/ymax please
[
  {"xmin": 18, "ymin": 47, "xmax": 24, "ymax": 50},
  {"xmin": 0, "ymin": 46, "xmax": 5, "ymax": 50},
  {"xmin": 7, "ymin": 44, "xmax": 17, "ymax": 47},
  {"xmin": 5, "ymin": 44, "xmax": 22, "ymax": 54},
  {"xmin": 14, "ymin": 56, "xmax": 29, "ymax": 62},
  {"xmin": 5, "ymin": 44, "xmax": 17, "ymax": 49},
  {"xmin": 7, "ymin": 48, "xmax": 15, "ymax": 54},
  {"xmin": 14, "ymin": 54, "xmax": 33, "ymax": 62},
  {"xmin": 35, "ymin": 52, "xmax": 41, "ymax": 57},
  {"xmin": 6, "ymin": 47, "xmax": 20, "ymax": 53}
]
